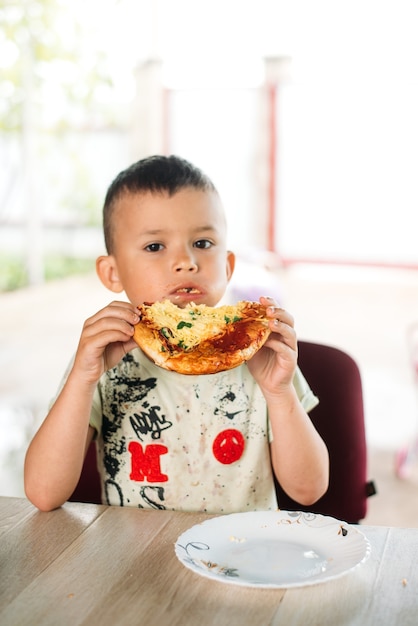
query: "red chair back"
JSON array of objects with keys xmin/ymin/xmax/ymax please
[
  {"xmin": 275, "ymin": 340, "xmax": 375, "ymax": 523},
  {"xmin": 68, "ymin": 441, "xmax": 101, "ymax": 504}
]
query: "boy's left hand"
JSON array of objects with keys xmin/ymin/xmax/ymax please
[{"xmin": 246, "ymin": 296, "xmax": 297, "ymax": 396}]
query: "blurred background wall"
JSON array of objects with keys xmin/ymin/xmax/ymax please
[{"xmin": 2, "ymin": 0, "xmax": 418, "ymax": 285}]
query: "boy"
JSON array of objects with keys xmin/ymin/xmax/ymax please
[{"xmin": 24, "ymin": 155, "xmax": 329, "ymax": 512}]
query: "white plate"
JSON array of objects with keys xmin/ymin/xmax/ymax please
[{"xmin": 175, "ymin": 510, "xmax": 371, "ymax": 588}]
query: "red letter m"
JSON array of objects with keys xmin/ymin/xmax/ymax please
[{"xmin": 128, "ymin": 442, "xmax": 168, "ymax": 483}]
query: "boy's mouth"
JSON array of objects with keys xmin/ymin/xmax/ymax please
[
  {"xmin": 174, "ymin": 287, "xmax": 201, "ymax": 294},
  {"xmin": 170, "ymin": 286, "xmax": 204, "ymax": 303}
]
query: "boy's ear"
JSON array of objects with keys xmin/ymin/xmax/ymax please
[
  {"xmin": 96, "ymin": 255, "xmax": 124, "ymax": 293},
  {"xmin": 226, "ymin": 250, "xmax": 236, "ymax": 281}
]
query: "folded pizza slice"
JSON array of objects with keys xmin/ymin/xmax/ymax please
[{"xmin": 133, "ymin": 299, "xmax": 271, "ymax": 375}]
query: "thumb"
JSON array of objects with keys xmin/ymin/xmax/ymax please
[{"xmin": 123, "ymin": 338, "xmax": 138, "ymax": 354}]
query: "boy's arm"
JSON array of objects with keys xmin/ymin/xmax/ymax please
[
  {"xmin": 24, "ymin": 301, "xmax": 139, "ymax": 511},
  {"xmin": 266, "ymin": 387, "xmax": 329, "ymax": 506},
  {"xmin": 247, "ymin": 297, "xmax": 329, "ymax": 506}
]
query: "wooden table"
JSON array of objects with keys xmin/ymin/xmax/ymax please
[{"xmin": 1, "ymin": 496, "xmax": 417, "ymax": 625}]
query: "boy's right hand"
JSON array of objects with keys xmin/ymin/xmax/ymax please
[{"xmin": 72, "ymin": 301, "xmax": 139, "ymax": 385}]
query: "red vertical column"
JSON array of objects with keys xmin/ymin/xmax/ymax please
[{"xmin": 267, "ymin": 82, "xmax": 277, "ymax": 252}]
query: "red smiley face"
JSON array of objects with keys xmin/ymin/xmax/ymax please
[{"xmin": 212, "ymin": 429, "xmax": 245, "ymax": 465}]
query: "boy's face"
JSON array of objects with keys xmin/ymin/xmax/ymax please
[{"xmin": 97, "ymin": 188, "xmax": 235, "ymax": 308}]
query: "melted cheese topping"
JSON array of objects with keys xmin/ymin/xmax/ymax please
[{"xmin": 143, "ymin": 300, "xmax": 251, "ymax": 351}]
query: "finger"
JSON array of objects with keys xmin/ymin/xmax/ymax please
[
  {"xmin": 260, "ymin": 295, "xmax": 279, "ymax": 307},
  {"xmin": 83, "ymin": 317, "xmax": 137, "ymax": 344},
  {"xmin": 84, "ymin": 302, "xmax": 139, "ymax": 330},
  {"xmin": 123, "ymin": 338, "xmax": 138, "ymax": 353},
  {"xmin": 265, "ymin": 304, "xmax": 294, "ymax": 329},
  {"xmin": 267, "ymin": 318, "xmax": 297, "ymax": 350}
]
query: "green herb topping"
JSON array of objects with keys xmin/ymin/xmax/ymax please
[{"xmin": 177, "ymin": 321, "xmax": 193, "ymax": 330}]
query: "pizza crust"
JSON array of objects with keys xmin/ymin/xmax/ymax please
[{"xmin": 133, "ymin": 300, "xmax": 271, "ymax": 375}]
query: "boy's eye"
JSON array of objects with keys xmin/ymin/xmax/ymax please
[
  {"xmin": 145, "ymin": 243, "xmax": 164, "ymax": 252},
  {"xmin": 194, "ymin": 239, "xmax": 213, "ymax": 249}
]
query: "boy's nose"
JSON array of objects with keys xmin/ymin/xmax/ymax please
[
  {"xmin": 173, "ymin": 247, "xmax": 198, "ymax": 272},
  {"xmin": 175, "ymin": 258, "xmax": 198, "ymax": 272}
]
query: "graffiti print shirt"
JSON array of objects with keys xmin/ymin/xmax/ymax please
[{"xmin": 89, "ymin": 348, "xmax": 318, "ymax": 513}]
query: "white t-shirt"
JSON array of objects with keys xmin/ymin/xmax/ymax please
[{"xmin": 89, "ymin": 348, "xmax": 318, "ymax": 513}]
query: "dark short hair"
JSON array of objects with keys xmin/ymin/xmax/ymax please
[{"xmin": 103, "ymin": 155, "xmax": 216, "ymax": 253}]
